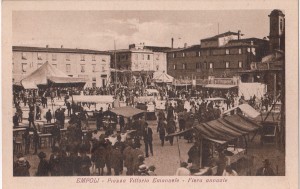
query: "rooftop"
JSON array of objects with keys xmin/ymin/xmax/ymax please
[
  {"xmin": 201, "ymin": 31, "xmax": 239, "ymax": 42},
  {"xmin": 13, "ymin": 46, "xmax": 111, "ymax": 55}
]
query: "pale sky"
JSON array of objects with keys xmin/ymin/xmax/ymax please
[{"xmin": 13, "ymin": 10, "xmax": 273, "ymax": 51}]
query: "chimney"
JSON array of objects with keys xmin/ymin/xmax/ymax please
[
  {"xmin": 171, "ymin": 38, "xmax": 174, "ymax": 49},
  {"xmin": 46, "ymin": 45, "xmax": 49, "ymax": 48},
  {"xmin": 61, "ymin": 45, "xmax": 63, "ymax": 48},
  {"xmin": 184, "ymin": 43, "xmax": 187, "ymax": 48},
  {"xmin": 238, "ymin": 30, "xmax": 241, "ymax": 40}
]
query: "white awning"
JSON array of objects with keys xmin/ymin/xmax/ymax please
[
  {"xmin": 204, "ymin": 97, "xmax": 226, "ymax": 101},
  {"xmin": 204, "ymin": 84, "xmax": 237, "ymax": 89},
  {"xmin": 21, "ymin": 81, "xmax": 38, "ymax": 89},
  {"xmin": 223, "ymin": 103, "xmax": 260, "ymax": 118},
  {"xmin": 72, "ymin": 95, "xmax": 114, "ymax": 103}
]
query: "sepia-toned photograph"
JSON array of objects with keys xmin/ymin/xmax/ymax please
[
  {"xmin": 10, "ymin": 9, "xmax": 288, "ymax": 177},
  {"xmin": 2, "ymin": 0, "xmax": 299, "ymax": 188}
]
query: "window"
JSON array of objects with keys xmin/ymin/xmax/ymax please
[
  {"xmin": 126, "ymin": 55, "xmax": 128, "ymax": 60},
  {"xmin": 225, "ymin": 62, "xmax": 230, "ymax": 68},
  {"xmin": 66, "ymin": 64, "xmax": 71, "ymax": 73},
  {"xmin": 225, "ymin": 49, "xmax": 230, "ymax": 55},
  {"xmin": 182, "ymin": 52, "xmax": 185, "ymax": 57},
  {"xmin": 92, "ymin": 64, "xmax": 96, "ymax": 72},
  {"xmin": 196, "ymin": 63, "xmax": 200, "ymax": 69},
  {"xmin": 156, "ymin": 65, "xmax": 159, "ymax": 71},
  {"xmin": 182, "ymin": 63, "xmax": 187, "ymax": 70},
  {"xmin": 81, "ymin": 64, "xmax": 85, "ymax": 72},
  {"xmin": 238, "ymin": 61, "xmax": 243, "ymax": 68},
  {"xmin": 66, "ymin": 54, "xmax": 70, "ymax": 61},
  {"xmin": 173, "ymin": 53, "xmax": 176, "ymax": 58},
  {"xmin": 92, "ymin": 77, "xmax": 96, "ymax": 82},
  {"xmin": 22, "ymin": 63, "xmax": 27, "ymax": 72},
  {"xmin": 92, "ymin": 55, "xmax": 96, "ymax": 61},
  {"xmin": 238, "ymin": 49, "xmax": 242, "ymax": 54},
  {"xmin": 37, "ymin": 53, "xmax": 42, "ymax": 60},
  {"xmin": 22, "ymin": 52, "xmax": 27, "ymax": 60},
  {"xmin": 52, "ymin": 54, "xmax": 57, "ymax": 61},
  {"xmin": 52, "ymin": 64, "xmax": 57, "ymax": 68},
  {"xmin": 247, "ymin": 48, "xmax": 251, "ymax": 52},
  {"xmin": 280, "ymin": 19, "xmax": 283, "ymax": 31},
  {"xmin": 209, "ymin": 63, "xmax": 213, "ymax": 69},
  {"xmin": 147, "ymin": 55, "xmax": 150, "ymax": 60},
  {"xmin": 81, "ymin": 55, "xmax": 85, "ymax": 61},
  {"xmin": 198, "ymin": 51, "xmax": 201, "ymax": 57},
  {"xmin": 173, "ymin": 64, "xmax": 177, "ymax": 70}
]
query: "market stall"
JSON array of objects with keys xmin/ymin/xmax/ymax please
[
  {"xmin": 21, "ymin": 62, "xmax": 86, "ymax": 89},
  {"xmin": 166, "ymin": 114, "xmax": 262, "ymax": 175},
  {"xmin": 110, "ymin": 106, "xmax": 145, "ymax": 130}
]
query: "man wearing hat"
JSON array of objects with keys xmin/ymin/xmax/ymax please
[
  {"xmin": 49, "ymin": 146, "xmax": 62, "ymax": 176},
  {"xmin": 13, "ymin": 112, "xmax": 19, "ymax": 127},
  {"xmin": 78, "ymin": 148, "xmax": 92, "ymax": 176},
  {"xmin": 46, "ymin": 109, "xmax": 52, "ymax": 123},
  {"xmin": 114, "ymin": 134, "xmax": 125, "ymax": 174},
  {"xmin": 13, "ymin": 153, "xmax": 31, "ymax": 176},
  {"xmin": 143, "ymin": 122, "xmax": 153, "ymax": 157},
  {"xmin": 132, "ymin": 144, "xmax": 144, "ymax": 175},
  {"xmin": 36, "ymin": 151, "xmax": 49, "ymax": 176},
  {"xmin": 256, "ymin": 159, "xmax": 275, "ymax": 176},
  {"xmin": 123, "ymin": 140, "xmax": 134, "ymax": 175},
  {"xmin": 110, "ymin": 145, "xmax": 122, "ymax": 175}
]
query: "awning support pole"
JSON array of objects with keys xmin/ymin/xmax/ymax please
[
  {"xmin": 250, "ymin": 130, "xmax": 258, "ymax": 142},
  {"xmin": 199, "ymin": 138, "xmax": 203, "ymax": 168},
  {"xmin": 176, "ymin": 136, "xmax": 181, "ymax": 165}
]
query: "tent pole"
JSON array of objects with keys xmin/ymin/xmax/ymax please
[
  {"xmin": 176, "ymin": 136, "xmax": 181, "ymax": 164},
  {"xmin": 199, "ymin": 137, "xmax": 203, "ymax": 169}
]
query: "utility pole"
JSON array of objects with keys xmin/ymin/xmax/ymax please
[{"xmin": 114, "ymin": 40, "xmax": 117, "ymax": 96}]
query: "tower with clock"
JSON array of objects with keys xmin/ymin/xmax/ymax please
[{"xmin": 268, "ymin": 9, "xmax": 285, "ymax": 52}]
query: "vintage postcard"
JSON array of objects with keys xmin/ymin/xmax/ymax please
[{"xmin": 2, "ymin": 0, "xmax": 298, "ymax": 189}]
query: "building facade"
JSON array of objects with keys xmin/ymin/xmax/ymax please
[
  {"xmin": 12, "ymin": 46, "xmax": 111, "ymax": 88},
  {"xmin": 110, "ymin": 43, "xmax": 170, "ymax": 72},
  {"xmin": 166, "ymin": 31, "xmax": 269, "ymax": 80},
  {"xmin": 110, "ymin": 43, "xmax": 170, "ymax": 84}
]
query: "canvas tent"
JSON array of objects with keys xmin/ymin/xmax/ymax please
[
  {"xmin": 193, "ymin": 114, "xmax": 262, "ymax": 144},
  {"xmin": 21, "ymin": 62, "xmax": 86, "ymax": 89},
  {"xmin": 166, "ymin": 114, "xmax": 261, "ymax": 144},
  {"xmin": 153, "ymin": 71, "xmax": 174, "ymax": 83}
]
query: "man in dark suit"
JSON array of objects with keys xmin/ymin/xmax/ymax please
[{"xmin": 143, "ymin": 122, "xmax": 153, "ymax": 157}]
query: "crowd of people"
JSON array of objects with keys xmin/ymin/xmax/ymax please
[{"xmin": 12, "ymin": 82, "xmax": 279, "ymax": 177}]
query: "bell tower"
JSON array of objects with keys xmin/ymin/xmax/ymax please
[{"xmin": 268, "ymin": 9, "xmax": 285, "ymax": 52}]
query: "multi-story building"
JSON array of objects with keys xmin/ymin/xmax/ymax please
[
  {"xmin": 166, "ymin": 31, "xmax": 269, "ymax": 81},
  {"xmin": 110, "ymin": 43, "xmax": 170, "ymax": 83},
  {"xmin": 12, "ymin": 46, "xmax": 111, "ymax": 88}
]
